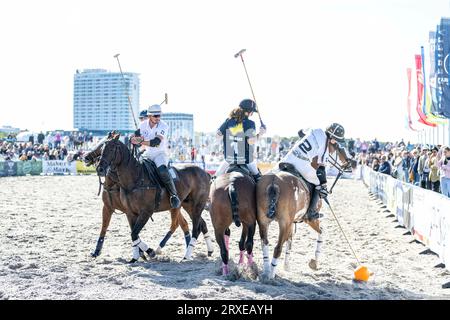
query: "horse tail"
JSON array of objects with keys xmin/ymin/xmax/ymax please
[
  {"xmin": 228, "ymin": 181, "xmax": 241, "ymax": 227},
  {"xmin": 266, "ymin": 178, "xmax": 280, "ymax": 219}
]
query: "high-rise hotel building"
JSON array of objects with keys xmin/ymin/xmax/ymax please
[{"xmin": 73, "ymin": 69, "xmax": 140, "ymax": 132}]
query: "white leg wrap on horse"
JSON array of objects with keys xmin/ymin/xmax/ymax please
[
  {"xmin": 262, "ymin": 244, "xmax": 270, "ymax": 273},
  {"xmin": 284, "ymin": 240, "xmax": 292, "ymax": 270},
  {"xmin": 137, "ymin": 240, "xmax": 149, "ymax": 252},
  {"xmin": 315, "ymin": 233, "xmax": 323, "ymax": 261},
  {"xmin": 132, "ymin": 245, "xmax": 140, "ymax": 260},
  {"xmin": 204, "ymin": 232, "xmax": 214, "ymax": 253},
  {"xmin": 270, "ymin": 258, "xmax": 279, "ymax": 278},
  {"xmin": 184, "ymin": 237, "xmax": 197, "ymax": 259}
]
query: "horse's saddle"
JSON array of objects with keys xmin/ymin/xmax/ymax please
[
  {"xmin": 226, "ymin": 164, "xmax": 256, "ymax": 184},
  {"xmin": 140, "ymin": 159, "xmax": 179, "ymax": 188},
  {"xmin": 278, "ymin": 162, "xmax": 315, "ymax": 194}
]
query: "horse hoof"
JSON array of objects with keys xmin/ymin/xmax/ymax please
[
  {"xmin": 129, "ymin": 258, "xmax": 138, "ymax": 264},
  {"xmin": 156, "ymin": 247, "xmax": 162, "ymax": 255},
  {"xmin": 146, "ymin": 249, "xmax": 156, "ymax": 258},
  {"xmin": 91, "ymin": 252, "xmax": 99, "ymax": 258},
  {"xmin": 308, "ymin": 259, "xmax": 318, "ymax": 270},
  {"xmin": 207, "ymin": 251, "xmax": 213, "ymax": 257}
]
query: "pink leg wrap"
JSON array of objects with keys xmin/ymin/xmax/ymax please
[
  {"xmin": 239, "ymin": 250, "xmax": 245, "ymax": 264},
  {"xmin": 224, "ymin": 235, "xmax": 230, "ymax": 251},
  {"xmin": 222, "ymin": 263, "xmax": 229, "ymax": 276},
  {"xmin": 247, "ymin": 252, "xmax": 254, "ymax": 266}
]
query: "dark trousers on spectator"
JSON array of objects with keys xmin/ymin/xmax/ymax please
[
  {"xmin": 421, "ymin": 173, "xmax": 431, "ymax": 189},
  {"xmin": 430, "ymin": 180, "xmax": 440, "ymax": 193}
]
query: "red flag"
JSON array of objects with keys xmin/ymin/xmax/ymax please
[{"xmin": 415, "ymin": 54, "xmax": 437, "ymax": 127}]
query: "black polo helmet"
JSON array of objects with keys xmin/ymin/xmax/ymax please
[
  {"xmin": 325, "ymin": 123, "xmax": 345, "ymax": 143},
  {"xmin": 239, "ymin": 99, "xmax": 258, "ymax": 113}
]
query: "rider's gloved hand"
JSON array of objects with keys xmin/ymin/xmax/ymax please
[
  {"xmin": 317, "ymin": 184, "xmax": 328, "ymax": 199},
  {"xmin": 131, "ymin": 136, "xmax": 144, "ymax": 145},
  {"xmin": 258, "ymin": 125, "xmax": 266, "ymax": 136}
]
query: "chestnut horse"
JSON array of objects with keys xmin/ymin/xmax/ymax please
[
  {"xmin": 256, "ymin": 143, "xmax": 356, "ymax": 279},
  {"xmin": 209, "ymin": 166, "xmax": 257, "ymax": 276},
  {"xmin": 93, "ymin": 134, "xmax": 213, "ymax": 262}
]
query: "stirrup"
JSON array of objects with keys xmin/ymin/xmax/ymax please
[
  {"xmin": 170, "ymin": 195, "xmax": 181, "ymax": 208},
  {"xmin": 304, "ymin": 211, "xmax": 323, "ymax": 222}
]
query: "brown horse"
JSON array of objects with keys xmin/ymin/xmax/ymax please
[
  {"xmin": 209, "ymin": 166, "xmax": 257, "ymax": 276},
  {"xmin": 94, "ymin": 134, "xmax": 213, "ymax": 262},
  {"xmin": 256, "ymin": 143, "xmax": 356, "ymax": 279},
  {"xmin": 84, "ymin": 134, "xmax": 201, "ymax": 258}
]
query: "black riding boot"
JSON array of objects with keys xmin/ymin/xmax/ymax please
[
  {"xmin": 305, "ymin": 186, "xmax": 322, "ymax": 221},
  {"xmin": 157, "ymin": 165, "xmax": 181, "ymax": 209}
]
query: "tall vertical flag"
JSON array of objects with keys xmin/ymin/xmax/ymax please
[
  {"xmin": 422, "ymin": 46, "xmax": 446, "ymax": 124},
  {"xmin": 415, "ymin": 54, "xmax": 437, "ymax": 127},
  {"xmin": 436, "ymin": 18, "xmax": 450, "ymax": 118}
]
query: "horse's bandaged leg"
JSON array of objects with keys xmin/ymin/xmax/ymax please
[
  {"xmin": 132, "ymin": 241, "xmax": 141, "ymax": 260},
  {"xmin": 184, "ymin": 231, "xmax": 191, "ymax": 248},
  {"xmin": 203, "ymin": 232, "xmax": 214, "ymax": 256},
  {"xmin": 92, "ymin": 236, "xmax": 105, "ymax": 257},
  {"xmin": 246, "ymin": 252, "xmax": 254, "ymax": 266},
  {"xmin": 135, "ymin": 239, "xmax": 149, "ymax": 252},
  {"xmin": 284, "ymin": 240, "xmax": 292, "ymax": 271},
  {"xmin": 224, "ymin": 235, "xmax": 230, "ymax": 251},
  {"xmin": 315, "ymin": 232, "xmax": 324, "ymax": 261},
  {"xmin": 239, "ymin": 250, "xmax": 245, "ymax": 265},
  {"xmin": 159, "ymin": 231, "xmax": 173, "ymax": 249},
  {"xmin": 262, "ymin": 242, "xmax": 270, "ymax": 275},
  {"xmin": 222, "ymin": 262, "xmax": 229, "ymax": 276},
  {"xmin": 270, "ymin": 258, "xmax": 279, "ymax": 279},
  {"xmin": 184, "ymin": 237, "xmax": 197, "ymax": 260}
]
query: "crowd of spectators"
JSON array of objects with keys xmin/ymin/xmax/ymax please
[
  {"xmin": 348, "ymin": 137, "xmax": 450, "ymax": 198},
  {"xmin": 0, "ymin": 131, "xmax": 96, "ymax": 162}
]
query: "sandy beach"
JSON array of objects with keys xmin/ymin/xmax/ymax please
[{"xmin": 0, "ymin": 175, "xmax": 449, "ymax": 300}]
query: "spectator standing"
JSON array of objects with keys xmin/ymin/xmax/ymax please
[
  {"xmin": 429, "ymin": 148, "xmax": 440, "ymax": 192},
  {"xmin": 438, "ymin": 146, "xmax": 450, "ymax": 197},
  {"xmin": 378, "ymin": 155, "xmax": 392, "ymax": 175}
]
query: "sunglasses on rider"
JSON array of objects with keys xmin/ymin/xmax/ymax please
[{"xmin": 150, "ymin": 114, "xmax": 161, "ymax": 118}]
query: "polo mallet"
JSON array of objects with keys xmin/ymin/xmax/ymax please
[
  {"xmin": 114, "ymin": 53, "xmax": 141, "ymax": 159},
  {"xmin": 322, "ymin": 196, "xmax": 371, "ymax": 281},
  {"xmin": 159, "ymin": 93, "xmax": 168, "ymax": 105},
  {"xmin": 114, "ymin": 53, "xmax": 138, "ymax": 130},
  {"xmin": 234, "ymin": 49, "xmax": 265, "ymax": 128}
]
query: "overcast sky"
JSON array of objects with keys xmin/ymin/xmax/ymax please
[{"xmin": 1, "ymin": 0, "xmax": 449, "ymax": 142}]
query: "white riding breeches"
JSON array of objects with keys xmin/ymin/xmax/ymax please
[
  {"xmin": 142, "ymin": 152, "xmax": 168, "ymax": 168},
  {"xmin": 215, "ymin": 160, "xmax": 259, "ymax": 177},
  {"xmin": 282, "ymin": 153, "xmax": 320, "ymax": 185}
]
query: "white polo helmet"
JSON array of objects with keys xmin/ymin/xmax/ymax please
[{"xmin": 148, "ymin": 104, "xmax": 162, "ymax": 116}]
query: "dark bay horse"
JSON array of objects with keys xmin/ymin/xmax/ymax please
[
  {"xmin": 84, "ymin": 138, "xmax": 195, "ymax": 258},
  {"xmin": 94, "ymin": 135, "xmax": 213, "ymax": 262},
  {"xmin": 209, "ymin": 166, "xmax": 257, "ymax": 276},
  {"xmin": 256, "ymin": 143, "xmax": 356, "ymax": 279}
]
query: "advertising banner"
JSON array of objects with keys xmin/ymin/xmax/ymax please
[
  {"xmin": 75, "ymin": 160, "xmax": 96, "ymax": 174},
  {"xmin": 42, "ymin": 160, "xmax": 77, "ymax": 175},
  {"xmin": 0, "ymin": 160, "xmax": 17, "ymax": 176},
  {"xmin": 16, "ymin": 160, "xmax": 43, "ymax": 176}
]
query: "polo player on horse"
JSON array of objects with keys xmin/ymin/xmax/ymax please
[
  {"xmin": 130, "ymin": 104, "xmax": 181, "ymax": 209},
  {"xmin": 213, "ymin": 99, "xmax": 266, "ymax": 181},
  {"xmin": 278, "ymin": 123, "xmax": 346, "ymax": 222}
]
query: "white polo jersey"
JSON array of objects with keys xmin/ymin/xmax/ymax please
[
  {"xmin": 139, "ymin": 119, "xmax": 169, "ymax": 158},
  {"xmin": 286, "ymin": 128, "xmax": 329, "ymax": 164}
]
